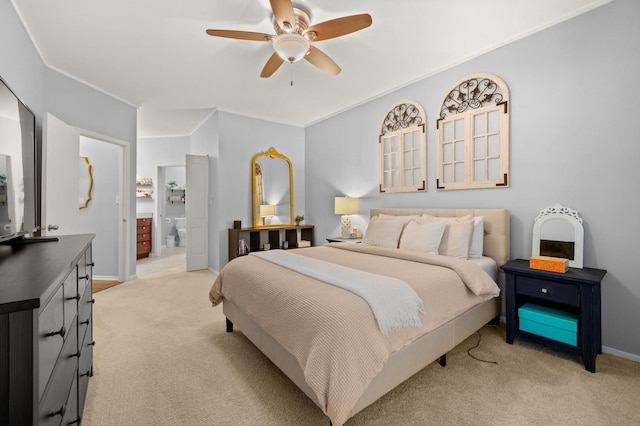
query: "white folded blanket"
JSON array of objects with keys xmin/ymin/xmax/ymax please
[{"xmin": 251, "ymin": 250, "xmax": 424, "ymax": 334}]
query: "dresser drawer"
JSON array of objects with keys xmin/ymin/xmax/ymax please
[
  {"xmin": 39, "ymin": 285, "xmax": 65, "ymax": 399},
  {"xmin": 39, "ymin": 318, "xmax": 78, "ymax": 423},
  {"xmin": 137, "ymin": 232, "xmax": 151, "ymax": 243},
  {"xmin": 78, "ymin": 290, "xmax": 93, "ymax": 346},
  {"xmin": 63, "ymin": 268, "xmax": 78, "ymax": 334},
  {"xmin": 516, "ymin": 276, "xmax": 580, "ymax": 307},
  {"xmin": 137, "ymin": 225, "xmax": 151, "ymax": 235},
  {"xmin": 78, "ymin": 249, "xmax": 93, "ymax": 298},
  {"xmin": 137, "ymin": 241, "xmax": 151, "ymax": 253},
  {"xmin": 137, "ymin": 217, "xmax": 152, "ymax": 226},
  {"xmin": 78, "ymin": 330, "xmax": 93, "ymax": 415}
]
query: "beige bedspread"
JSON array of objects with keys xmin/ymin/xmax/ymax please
[{"xmin": 209, "ymin": 243, "xmax": 499, "ymax": 426}]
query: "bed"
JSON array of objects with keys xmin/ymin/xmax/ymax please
[{"xmin": 210, "ymin": 208, "xmax": 510, "ymax": 425}]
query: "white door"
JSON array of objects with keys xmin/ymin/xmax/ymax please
[
  {"xmin": 42, "ymin": 113, "xmax": 80, "ymax": 236},
  {"xmin": 185, "ymin": 154, "xmax": 209, "ymax": 271}
]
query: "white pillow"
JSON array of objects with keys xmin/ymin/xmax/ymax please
[
  {"xmin": 439, "ymin": 220, "xmax": 474, "ymax": 258},
  {"xmin": 469, "ymin": 216, "xmax": 484, "ymax": 258},
  {"xmin": 421, "ymin": 214, "xmax": 484, "ymax": 258},
  {"xmin": 362, "ymin": 216, "xmax": 405, "ymax": 248},
  {"xmin": 398, "ymin": 220, "xmax": 445, "ymax": 254}
]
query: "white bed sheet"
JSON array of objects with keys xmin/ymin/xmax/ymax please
[{"xmin": 468, "ymin": 256, "xmax": 498, "ymax": 282}]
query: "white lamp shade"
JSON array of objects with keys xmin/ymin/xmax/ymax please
[
  {"xmin": 259, "ymin": 204, "xmax": 275, "ymax": 217},
  {"xmin": 273, "ymin": 33, "xmax": 310, "ymax": 63},
  {"xmin": 334, "ymin": 197, "xmax": 359, "ymax": 215}
]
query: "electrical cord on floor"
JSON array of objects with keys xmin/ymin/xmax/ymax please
[{"xmin": 467, "ymin": 331, "xmax": 499, "ymax": 365}]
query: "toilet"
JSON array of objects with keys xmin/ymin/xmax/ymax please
[{"xmin": 174, "ymin": 217, "xmax": 187, "ymax": 247}]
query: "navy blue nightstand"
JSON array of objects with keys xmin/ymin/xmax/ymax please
[{"xmin": 502, "ymin": 259, "xmax": 606, "ymax": 373}]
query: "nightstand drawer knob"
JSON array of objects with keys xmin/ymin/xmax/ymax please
[{"xmin": 542, "ymin": 288, "xmax": 548, "ymax": 294}]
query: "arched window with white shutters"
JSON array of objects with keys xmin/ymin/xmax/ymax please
[
  {"xmin": 379, "ymin": 100, "xmax": 427, "ymax": 193},
  {"xmin": 436, "ymin": 73, "xmax": 510, "ymax": 190}
]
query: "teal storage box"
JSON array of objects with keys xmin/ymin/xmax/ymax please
[{"xmin": 518, "ymin": 303, "xmax": 578, "ymax": 346}]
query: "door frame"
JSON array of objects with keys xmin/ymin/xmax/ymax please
[{"xmin": 75, "ymin": 128, "xmax": 132, "ymax": 282}]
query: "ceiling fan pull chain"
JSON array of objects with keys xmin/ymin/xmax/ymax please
[{"xmin": 290, "ymin": 63, "xmax": 294, "ymax": 86}]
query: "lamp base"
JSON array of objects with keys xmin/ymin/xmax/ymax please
[{"xmin": 341, "ymin": 215, "xmax": 352, "ymax": 238}]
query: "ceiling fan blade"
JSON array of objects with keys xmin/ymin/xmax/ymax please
[
  {"xmin": 260, "ymin": 52, "xmax": 285, "ymax": 78},
  {"xmin": 304, "ymin": 46, "xmax": 341, "ymax": 76},
  {"xmin": 304, "ymin": 14, "xmax": 372, "ymax": 41},
  {"xmin": 206, "ymin": 29, "xmax": 273, "ymax": 42},
  {"xmin": 269, "ymin": 0, "xmax": 295, "ymax": 31}
]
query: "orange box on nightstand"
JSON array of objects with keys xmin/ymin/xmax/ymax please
[{"xmin": 529, "ymin": 256, "xmax": 569, "ymax": 273}]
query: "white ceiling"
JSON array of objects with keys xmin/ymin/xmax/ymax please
[{"xmin": 11, "ymin": 0, "xmax": 610, "ymax": 138}]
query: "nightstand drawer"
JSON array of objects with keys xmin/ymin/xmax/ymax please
[{"xmin": 516, "ymin": 276, "xmax": 580, "ymax": 307}]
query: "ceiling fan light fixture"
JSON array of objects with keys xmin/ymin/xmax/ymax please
[{"xmin": 273, "ymin": 33, "xmax": 309, "ymax": 63}]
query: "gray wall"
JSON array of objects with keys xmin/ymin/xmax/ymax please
[
  {"xmin": 1, "ymin": 1, "xmax": 138, "ymax": 276},
  {"xmin": 217, "ymin": 111, "xmax": 305, "ymax": 270},
  {"xmin": 305, "ymin": 0, "xmax": 640, "ymax": 359}
]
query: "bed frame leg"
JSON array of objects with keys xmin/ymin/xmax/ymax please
[
  {"xmin": 439, "ymin": 354, "xmax": 447, "ymax": 367},
  {"xmin": 488, "ymin": 314, "xmax": 500, "ymax": 326},
  {"xmin": 226, "ymin": 318, "xmax": 233, "ymax": 333}
]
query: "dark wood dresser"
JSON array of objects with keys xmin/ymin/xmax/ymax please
[
  {"xmin": 0, "ymin": 234, "xmax": 95, "ymax": 425},
  {"xmin": 136, "ymin": 217, "xmax": 152, "ymax": 259}
]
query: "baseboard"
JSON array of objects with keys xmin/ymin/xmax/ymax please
[
  {"xmin": 603, "ymin": 346, "xmax": 640, "ymax": 362},
  {"xmin": 93, "ymin": 275, "xmax": 119, "ymax": 281}
]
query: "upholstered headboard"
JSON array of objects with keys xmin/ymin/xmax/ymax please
[{"xmin": 370, "ymin": 208, "xmax": 510, "ymax": 267}]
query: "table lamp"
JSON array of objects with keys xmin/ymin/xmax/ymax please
[
  {"xmin": 334, "ymin": 197, "xmax": 359, "ymax": 238},
  {"xmin": 259, "ymin": 204, "xmax": 275, "ymax": 225}
]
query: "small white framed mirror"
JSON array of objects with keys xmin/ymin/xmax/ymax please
[{"xmin": 532, "ymin": 204, "xmax": 583, "ymax": 268}]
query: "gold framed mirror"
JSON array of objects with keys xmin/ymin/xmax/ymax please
[
  {"xmin": 79, "ymin": 155, "xmax": 93, "ymax": 209},
  {"xmin": 251, "ymin": 147, "xmax": 294, "ymax": 228}
]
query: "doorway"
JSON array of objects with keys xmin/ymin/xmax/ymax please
[
  {"xmin": 43, "ymin": 113, "xmax": 130, "ymax": 283},
  {"xmin": 79, "ymin": 135, "xmax": 125, "ymax": 281}
]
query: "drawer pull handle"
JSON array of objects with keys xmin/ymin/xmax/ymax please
[
  {"xmin": 79, "ymin": 274, "xmax": 90, "ymax": 280},
  {"xmin": 49, "ymin": 404, "xmax": 66, "ymax": 418},
  {"xmin": 90, "ymin": 298, "xmax": 96, "ymax": 304},
  {"xmin": 72, "ymin": 349, "xmax": 82, "ymax": 358},
  {"xmin": 47, "ymin": 326, "xmax": 66, "ymax": 338},
  {"xmin": 66, "ymin": 294, "xmax": 80, "ymax": 301},
  {"xmin": 541, "ymin": 288, "xmax": 548, "ymax": 294},
  {"xmin": 81, "ymin": 370, "xmax": 91, "ymax": 377},
  {"xmin": 88, "ymin": 262, "xmax": 95, "ymax": 267},
  {"xmin": 81, "ymin": 319, "xmax": 90, "ymax": 325},
  {"xmin": 69, "ymin": 416, "xmax": 81, "ymax": 425},
  {"xmin": 88, "ymin": 340, "xmax": 96, "ymax": 346}
]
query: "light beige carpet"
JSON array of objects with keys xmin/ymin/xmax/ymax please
[{"xmin": 83, "ymin": 267, "xmax": 640, "ymax": 425}]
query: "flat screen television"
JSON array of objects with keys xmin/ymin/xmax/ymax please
[{"xmin": 0, "ymin": 76, "xmax": 38, "ymax": 244}]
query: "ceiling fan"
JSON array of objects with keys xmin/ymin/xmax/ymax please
[{"xmin": 206, "ymin": 0, "xmax": 372, "ymax": 78}]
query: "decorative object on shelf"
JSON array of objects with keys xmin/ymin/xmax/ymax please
[
  {"xmin": 168, "ymin": 180, "xmax": 178, "ymax": 189},
  {"xmin": 334, "ymin": 196, "xmax": 359, "ymax": 238},
  {"xmin": 239, "ymin": 239, "xmax": 249, "ymax": 256},
  {"xmin": 532, "ymin": 203, "xmax": 584, "ymax": 268},
  {"xmin": 136, "ymin": 177, "xmax": 153, "ymax": 186},
  {"xmin": 295, "ymin": 214, "xmax": 304, "ymax": 225},
  {"xmin": 233, "ymin": 220, "xmax": 242, "ymax": 230},
  {"xmin": 529, "ymin": 255, "xmax": 569, "ymax": 273},
  {"xmin": 136, "ymin": 188, "xmax": 154, "ymax": 198},
  {"xmin": 79, "ymin": 155, "xmax": 93, "ymax": 209},
  {"xmin": 259, "ymin": 204, "xmax": 275, "ymax": 225}
]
